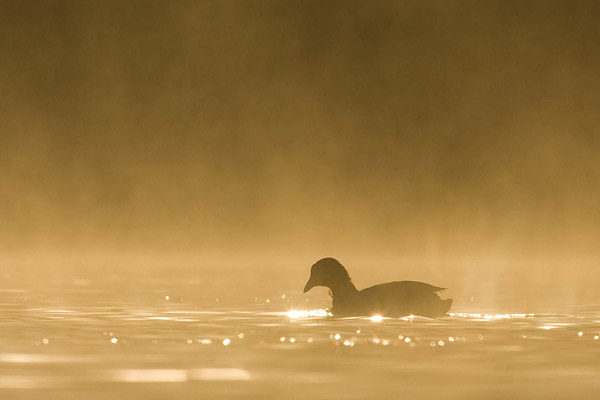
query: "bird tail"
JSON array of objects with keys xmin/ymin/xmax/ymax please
[{"xmin": 441, "ymin": 298, "xmax": 453, "ymax": 315}]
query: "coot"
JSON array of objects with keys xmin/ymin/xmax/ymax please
[{"xmin": 303, "ymin": 257, "xmax": 452, "ymax": 318}]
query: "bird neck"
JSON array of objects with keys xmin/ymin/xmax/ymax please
[{"xmin": 328, "ymin": 280, "xmax": 359, "ymax": 298}]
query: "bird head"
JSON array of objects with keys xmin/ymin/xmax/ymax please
[{"xmin": 303, "ymin": 257, "xmax": 352, "ymax": 293}]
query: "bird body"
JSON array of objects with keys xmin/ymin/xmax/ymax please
[{"xmin": 303, "ymin": 258, "xmax": 452, "ymax": 318}]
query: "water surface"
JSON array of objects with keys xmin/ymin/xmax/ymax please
[{"xmin": 1, "ymin": 267, "xmax": 599, "ymax": 399}]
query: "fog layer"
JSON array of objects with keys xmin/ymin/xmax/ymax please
[{"xmin": 2, "ymin": 1, "xmax": 600, "ymax": 282}]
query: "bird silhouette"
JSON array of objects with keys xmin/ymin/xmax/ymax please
[{"xmin": 303, "ymin": 257, "xmax": 452, "ymax": 318}]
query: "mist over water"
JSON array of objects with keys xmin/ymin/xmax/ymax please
[{"xmin": 1, "ymin": 0, "xmax": 600, "ymax": 398}]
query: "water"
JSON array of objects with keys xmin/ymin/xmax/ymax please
[{"xmin": 1, "ymin": 265, "xmax": 599, "ymax": 399}]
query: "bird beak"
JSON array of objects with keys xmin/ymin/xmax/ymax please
[{"xmin": 303, "ymin": 278, "xmax": 315, "ymax": 293}]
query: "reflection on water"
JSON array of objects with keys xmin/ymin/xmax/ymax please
[
  {"xmin": 0, "ymin": 282, "xmax": 599, "ymax": 399},
  {"xmin": 109, "ymin": 368, "xmax": 251, "ymax": 382}
]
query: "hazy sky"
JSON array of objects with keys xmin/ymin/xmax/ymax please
[{"xmin": 2, "ymin": 0, "xmax": 600, "ymax": 264}]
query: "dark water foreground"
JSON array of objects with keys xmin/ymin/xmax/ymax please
[{"xmin": 1, "ymin": 294, "xmax": 599, "ymax": 400}]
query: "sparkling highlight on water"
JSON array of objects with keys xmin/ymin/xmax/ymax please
[{"xmin": 286, "ymin": 309, "xmax": 332, "ymax": 319}]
